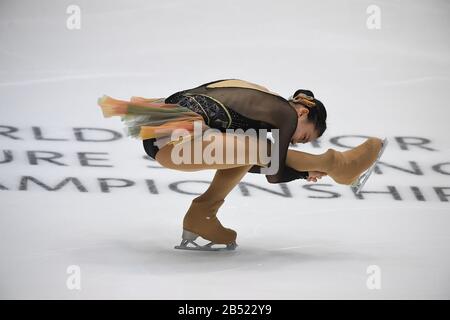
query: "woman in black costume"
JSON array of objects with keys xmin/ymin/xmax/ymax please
[{"xmin": 98, "ymin": 79, "xmax": 385, "ymax": 251}]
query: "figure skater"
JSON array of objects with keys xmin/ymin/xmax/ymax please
[{"xmin": 97, "ymin": 79, "xmax": 387, "ymax": 251}]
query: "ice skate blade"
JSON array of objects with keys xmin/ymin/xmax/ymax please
[
  {"xmin": 174, "ymin": 229, "xmax": 238, "ymax": 251},
  {"xmin": 351, "ymin": 138, "xmax": 388, "ymax": 194},
  {"xmin": 174, "ymin": 240, "xmax": 237, "ymax": 251}
]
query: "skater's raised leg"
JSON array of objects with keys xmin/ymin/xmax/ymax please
[
  {"xmin": 156, "ymin": 131, "xmax": 384, "ymax": 186},
  {"xmin": 286, "ymin": 137, "xmax": 384, "ymax": 185}
]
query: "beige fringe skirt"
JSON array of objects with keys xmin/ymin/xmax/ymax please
[{"xmin": 97, "ymin": 95, "xmax": 208, "ymax": 145}]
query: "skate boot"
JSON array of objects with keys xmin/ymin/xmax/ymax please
[
  {"xmin": 350, "ymin": 138, "xmax": 388, "ymax": 194},
  {"xmin": 326, "ymin": 137, "xmax": 387, "ymax": 193},
  {"xmin": 174, "ymin": 197, "xmax": 237, "ymax": 251}
]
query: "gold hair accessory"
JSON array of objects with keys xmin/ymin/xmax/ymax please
[{"xmin": 292, "ymin": 93, "xmax": 316, "ymax": 108}]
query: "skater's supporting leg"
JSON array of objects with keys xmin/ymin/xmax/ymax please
[
  {"xmin": 195, "ymin": 165, "xmax": 254, "ymax": 203},
  {"xmin": 156, "ymin": 132, "xmax": 258, "ymax": 246},
  {"xmin": 183, "ymin": 165, "xmax": 254, "ymax": 245}
]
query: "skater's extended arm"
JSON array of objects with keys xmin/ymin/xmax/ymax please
[{"xmin": 256, "ymin": 102, "xmax": 303, "ymax": 184}]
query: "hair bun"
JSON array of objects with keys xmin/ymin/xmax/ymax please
[{"xmin": 293, "ymin": 89, "xmax": 314, "ymax": 99}]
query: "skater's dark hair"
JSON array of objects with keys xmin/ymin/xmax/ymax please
[{"xmin": 289, "ymin": 89, "xmax": 327, "ymax": 138}]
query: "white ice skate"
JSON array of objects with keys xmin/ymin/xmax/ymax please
[
  {"xmin": 174, "ymin": 230, "xmax": 238, "ymax": 251},
  {"xmin": 351, "ymin": 138, "xmax": 388, "ymax": 194}
]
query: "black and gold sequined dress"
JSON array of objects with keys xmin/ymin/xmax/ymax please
[{"xmin": 143, "ymin": 79, "xmax": 309, "ymax": 183}]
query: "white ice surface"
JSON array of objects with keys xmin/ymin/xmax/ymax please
[{"xmin": 0, "ymin": 0, "xmax": 449, "ymax": 299}]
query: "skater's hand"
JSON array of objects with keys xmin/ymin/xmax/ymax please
[{"xmin": 307, "ymin": 171, "xmax": 327, "ymax": 182}]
